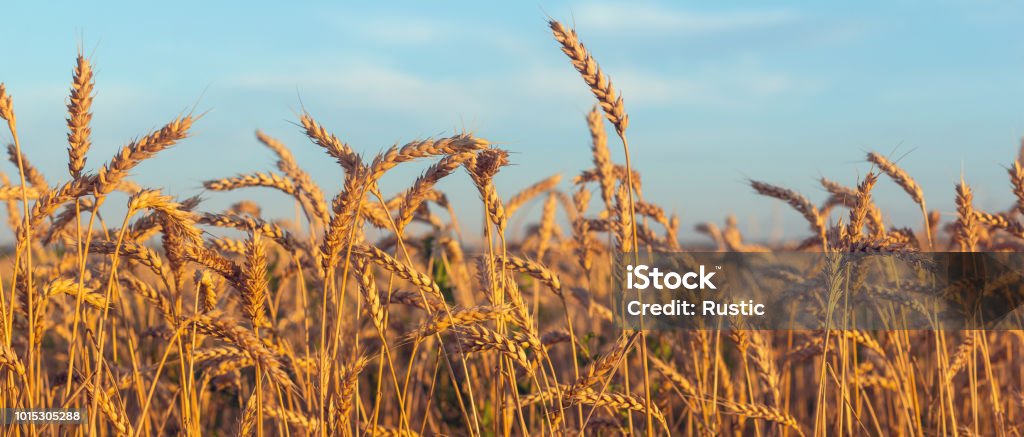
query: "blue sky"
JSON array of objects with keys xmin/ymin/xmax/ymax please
[{"xmin": 3, "ymin": 1, "xmax": 1024, "ymax": 243}]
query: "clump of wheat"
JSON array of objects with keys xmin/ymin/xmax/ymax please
[{"xmin": 0, "ymin": 17, "xmax": 1021, "ymax": 437}]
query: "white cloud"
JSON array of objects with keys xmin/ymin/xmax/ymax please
[{"xmin": 575, "ymin": 3, "xmax": 798, "ymax": 35}]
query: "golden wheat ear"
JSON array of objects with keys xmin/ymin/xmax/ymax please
[
  {"xmin": 67, "ymin": 54, "xmax": 95, "ymax": 179},
  {"xmin": 750, "ymin": 179, "xmax": 827, "ymax": 249}
]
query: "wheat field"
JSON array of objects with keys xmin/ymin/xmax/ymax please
[{"xmin": 0, "ymin": 18, "xmax": 1021, "ymax": 436}]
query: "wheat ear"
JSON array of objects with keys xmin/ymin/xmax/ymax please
[
  {"xmin": 505, "ymin": 173, "xmax": 562, "ymax": 218},
  {"xmin": 750, "ymin": 180, "xmax": 826, "ymax": 250},
  {"xmin": 241, "ymin": 229, "xmax": 270, "ymax": 328},
  {"xmin": 494, "ymin": 255, "xmax": 562, "ymax": 296},
  {"xmin": 549, "ymin": 20, "xmax": 628, "ymax": 136},
  {"xmin": 868, "ymin": 152, "xmax": 932, "ymax": 248},
  {"xmin": 67, "ymin": 53, "xmax": 94, "ymax": 179},
  {"xmin": 93, "ymin": 115, "xmax": 193, "ymax": 195},
  {"xmin": 955, "ymin": 180, "xmax": 979, "ymax": 251},
  {"xmin": 300, "ymin": 112, "xmax": 361, "ymax": 174}
]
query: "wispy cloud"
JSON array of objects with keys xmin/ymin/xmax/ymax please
[
  {"xmin": 229, "ymin": 60, "xmax": 591, "ymax": 122},
  {"xmin": 351, "ymin": 17, "xmax": 450, "ymax": 46},
  {"xmin": 230, "ymin": 54, "xmax": 815, "ymax": 121},
  {"xmin": 575, "ymin": 3, "xmax": 798, "ymax": 35},
  {"xmin": 613, "ymin": 59, "xmax": 817, "ymax": 109}
]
